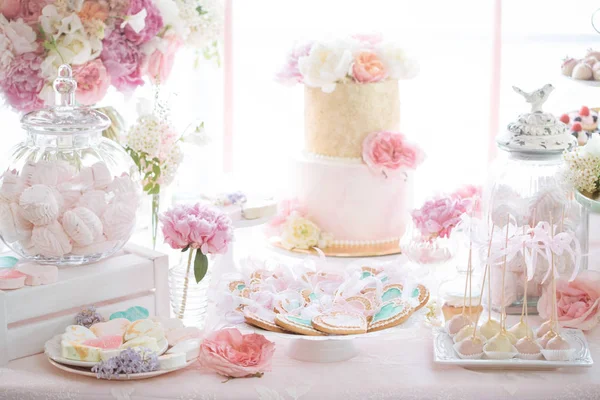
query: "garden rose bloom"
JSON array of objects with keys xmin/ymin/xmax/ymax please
[
  {"xmin": 362, "ymin": 131, "xmax": 424, "ymax": 176},
  {"xmin": 411, "ymin": 196, "xmax": 471, "ymax": 239},
  {"xmin": 73, "ymin": 59, "xmax": 110, "ymax": 105},
  {"xmin": 452, "ymin": 184, "xmax": 483, "ymax": 215},
  {"xmin": 13, "ymin": 0, "xmax": 48, "ymax": 24},
  {"xmin": 267, "ymin": 198, "xmax": 307, "ymax": 233},
  {"xmin": 276, "ymin": 41, "xmax": 312, "ymax": 85},
  {"xmin": 352, "ymin": 51, "xmax": 387, "ymax": 83},
  {"xmin": 280, "ymin": 212, "xmax": 325, "ymax": 250},
  {"xmin": 538, "ymin": 270, "xmax": 600, "ymax": 331},
  {"xmin": 0, "ymin": 0, "xmax": 19, "ymax": 19},
  {"xmin": 79, "ymin": 1, "xmax": 109, "ymax": 22},
  {"xmin": 143, "ymin": 33, "xmax": 182, "ymax": 84},
  {"xmin": 0, "ymin": 16, "xmax": 38, "ymax": 55},
  {"xmin": 380, "ymin": 44, "xmax": 419, "ymax": 80},
  {"xmin": 101, "ymin": 30, "xmax": 144, "ymax": 92},
  {"xmin": 297, "ymin": 41, "xmax": 353, "ymax": 93},
  {"xmin": 1, "ymin": 52, "xmax": 44, "ymax": 112},
  {"xmin": 124, "ymin": 0, "xmax": 164, "ymax": 45},
  {"xmin": 198, "ymin": 328, "xmax": 275, "ymax": 378}
]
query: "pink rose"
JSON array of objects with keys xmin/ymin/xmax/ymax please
[
  {"xmin": 1, "ymin": 0, "xmax": 20, "ymax": 18},
  {"xmin": 537, "ymin": 270, "xmax": 600, "ymax": 331},
  {"xmin": 352, "ymin": 51, "xmax": 387, "ymax": 83},
  {"xmin": 362, "ymin": 131, "xmax": 424, "ymax": 176},
  {"xmin": 100, "ymin": 30, "xmax": 144, "ymax": 93},
  {"xmin": 144, "ymin": 34, "xmax": 182, "ymax": 84},
  {"xmin": 451, "ymin": 184, "xmax": 483, "ymax": 215},
  {"xmin": 1, "ymin": 52, "xmax": 45, "ymax": 112},
  {"xmin": 73, "ymin": 60, "xmax": 110, "ymax": 105},
  {"xmin": 411, "ymin": 196, "xmax": 470, "ymax": 239},
  {"xmin": 198, "ymin": 328, "xmax": 275, "ymax": 378},
  {"xmin": 9, "ymin": 0, "xmax": 48, "ymax": 23},
  {"xmin": 124, "ymin": 0, "xmax": 164, "ymax": 45},
  {"xmin": 276, "ymin": 41, "xmax": 312, "ymax": 85}
]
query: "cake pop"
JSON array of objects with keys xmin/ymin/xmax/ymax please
[
  {"xmin": 485, "ymin": 332, "xmax": 513, "ymax": 352},
  {"xmin": 454, "ymin": 324, "xmax": 478, "ymax": 344},
  {"xmin": 572, "ymin": 62, "xmax": 593, "ymax": 80},
  {"xmin": 515, "ymin": 336, "xmax": 542, "ymax": 355},
  {"xmin": 455, "ymin": 336, "xmax": 484, "ymax": 358},
  {"xmin": 536, "ymin": 319, "xmax": 554, "ymax": 338},
  {"xmin": 561, "ymin": 57, "xmax": 578, "ymax": 76},
  {"xmin": 480, "ymin": 318, "xmax": 502, "ymax": 340},
  {"xmin": 546, "ymin": 335, "xmax": 571, "ymax": 350}
]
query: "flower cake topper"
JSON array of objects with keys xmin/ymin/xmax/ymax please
[{"xmin": 362, "ymin": 131, "xmax": 424, "ymax": 177}]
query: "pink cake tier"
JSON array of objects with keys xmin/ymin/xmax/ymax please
[{"xmin": 294, "ymin": 153, "xmax": 413, "ymax": 244}]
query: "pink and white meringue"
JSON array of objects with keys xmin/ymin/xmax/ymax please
[
  {"xmin": 584, "ymin": 56, "xmax": 598, "ymax": 66},
  {"xmin": 30, "ymin": 161, "xmax": 75, "ymax": 187},
  {"xmin": 62, "ymin": 207, "xmax": 103, "ymax": 246},
  {"xmin": 20, "ymin": 161, "xmax": 37, "ymax": 186},
  {"xmin": 19, "ymin": 185, "xmax": 60, "ymax": 226},
  {"xmin": 77, "ymin": 190, "xmax": 108, "ymax": 216},
  {"xmin": 0, "ymin": 202, "xmax": 32, "ymax": 243},
  {"xmin": 0, "ymin": 170, "xmax": 24, "ymax": 201},
  {"xmin": 572, "ymin": 62, "xmax": 593, "ymax": 80},
  {"xmin": 102, "ymin": 200, "xmax": 136, "ymax": 241},
  {"xmin": 91, "ymin": 162, "xmax": 113, "ymax": 189},
  {"xmin": 561, "ymin": 57, "xmax": 578, "ymax": 76},
  {"xmin": 32, "ymin": 221, "xmax": 73, "ymax": 257},
  {"xmin": 56, "ymin": 182, "xmax": 82, "ymax": 210}
]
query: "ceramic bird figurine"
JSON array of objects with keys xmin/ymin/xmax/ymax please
[{"xmin": 512, "ymin": 84, "xmax": 554, "ymax": 113}]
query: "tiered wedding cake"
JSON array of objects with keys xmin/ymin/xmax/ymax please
[{"xmin": 270, "ymin": 35, "xmax": 422, "ymax": 255}]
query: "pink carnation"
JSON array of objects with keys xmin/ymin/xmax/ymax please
[
  {"xmin": 124, "ymin": 0, "xmax": 164, "ymax": 45},
  {"xmin": 276, "ymin": 42, "xmax": 312, "ymax": 85},
  {"xmin": 100, "ymin": 30, "xmax": 144, "ymax": 93},
  {"xmin": 73, "ymin": 59, "xmax": 110, "ymax": 105},
  {"xmin": 362, "ymin": 131, "xmax": 424, "ymax": 177},
  {"xmin": 1, "ymin": 52, "xmax": 45, "ymax": 112},
  {"xmin": 160, "ymin": 203, "xmax": 234, "ymax": 255},
  {"xmin": 411, "ymin": 196, "xmax": 471, "ymax": 239},
  {"xmin": 143, "ymin": 33, "xmax": 182, "ymax": 84},
  {"xmin": 266, "ymin": 198, "xmax": 307, "ymax": 235},
  {"xmin": 198, "ymin": 328, "xmax": 275, "ymax": 378}
]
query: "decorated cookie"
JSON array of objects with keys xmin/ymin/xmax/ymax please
[
  {"xmin": 82, "ymin": 335, "xmax": 123, "ymax": 349},
  {"xmin": 344, "ymin": 296, "xmax": 373, "ymax": 317},
  {"xmin": 63, "ymin": 325, "xmax": 97, "ymax": 342},
  {"xmin": 0, "ymin": 269, "xmax": 26, "ymax": 290},
  {"xmin": 367, "ymin": 299, "xmax": 413, "ymax": 333},
  {"xmin": 90, "ymin": 318, "xmax": 131, "ymax": 338},
  {"xmin": 274, "ymin": 314, "xmax": 326, "ymax": 336},
  {"xmin": 381, "ymin": 284, "xmax": 403, "ymax": 302},
  {"xmin": 413, "ymin": 284, "xmax": 430, "ymax": 311},
  {"xmin": 312, "ymin": 311, "xmax": 367, "ymax": 335},
  {"xmin": 228, "ymin": 280, "xmax": 246, "ymax": 293},
  {"xmin": 244, "ymin": 311, "xmax": 289, "ymax": 334},
  {"xmin": 17, "ymin": 262, "xmax": 58, "ymax": 286},
  {"xmin": 0, "ymin": 256, "xmax": 18, "ymax": 268},
  {"xmin": 165, "ymin": 327, "xmax": 202, "ymax": 346},
  {"xmin": 124, "ymin": 319, "xmax": 165, "ymax": 341},
  {"xmin": 110, "ymin": 306, "xmax": 149, "ymax": 322}
]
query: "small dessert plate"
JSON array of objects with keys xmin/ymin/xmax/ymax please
[
  {"xmin": 44, "ymin": 335, "xmax": 168, "ymax": 368},
  {"xmin": 433, "ymin": 327, "xmax": 593, "ymax": 369}
]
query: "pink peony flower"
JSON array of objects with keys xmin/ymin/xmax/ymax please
[
  {"xmin": 352, "ymin": 51, "xmax": 387, "ymax": 83},
  {"xmin": 411, "ymin": 196, "xmax": 471, "ymax": 239},
  {"xmin": 73, "ymin": 59, "xmax": 110, "ymax": 105},
  {"xmin": 144, "ymin": 33, "xmax": 182, "ymax": 84},
  {"xmin": 352, "ymin": 33, "xmax": 384, "ymax": 47},
  {"xmin": 124, "ymin": 0, "xmax": 164, "ymax": 45},
  {"xmin": 451, "ymin": 184, "xmax": 483, "ymax": 215},
  {"xmin": 362, "ymin": 131, "xmax": 424, "ymax": 176},
  {"xmin": 537, "ymin": 270, "xmax": 600, "ymax": 331},
  {"xmin": 198, "ymin": 328, "xmax": 275, "ymax": 378},
  {"xmin": 100, "ymin": 29, "xmax": 144, "ymax": 93},
  {"xmin": 1, "ymin": 52, "xmax": 44, "ymax": 112},
  {"xmin": 276, "ymin": 41, "xmax": 312, "ymax": 85},
  {"xmin": 0, "ymin": 0, "xmax": 20, "ymax": 19},
  {"xmin": 160, "ymin": 203, "xmax": 234, "ymax": 255},
  {"xmin": 266, "ymin": 198, "xmax": 307, "ymax": 235},
  {"xmin": 10, "ymin": 0, "xmax": 48, "ymax": 24}
]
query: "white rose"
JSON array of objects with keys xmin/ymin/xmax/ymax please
[
  {"xmin": 153, "ymin": 0, "xmax": 186, "ymax": 37},
  {"xmin": 379, "ymin": 43, "xmax": 419, "ymax": 80},
  {"xmin": 280, "ymin": 212, "xmax": 323, "ymax": 250},
  {"xmin": 298, "ymin": 41, "xmax": 353, "ymax": 93},
  {"xmin": 0, "ymin": 16, "xmax": 37, "ymax": 55},
  {"xmin": 40, "ymin": 5, "xmax": 63, "ymax": 39},
  {"xmin": 583, "ymin": 134, "xmax": 600, "ymax": 158}
]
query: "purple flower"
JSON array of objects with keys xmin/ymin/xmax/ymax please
[
  {"xmin": 124, "ymin": 0, "xmax": 164, "ymax": 45},
  {"xmin": 74, "ymin": 305, "xmax": 104, "ymax": 328},
  {"xmin": 1, "ymin": 52, "xmax": 45, "ymax": 112},
  {"xmin": 100, "ymin": 30, "xmax": 144, "ymax": 93},
  {"xmin": 92, "ymin": 348, "xmax": 159, "ymax": 379}
]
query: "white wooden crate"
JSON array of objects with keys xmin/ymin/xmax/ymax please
[{"xmin": 0, "ymin": 243, "xmax": 169, "ymax": 365}]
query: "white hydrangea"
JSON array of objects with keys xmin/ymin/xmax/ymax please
[
  {"xmin": 127, "ymin": 115, "xmax": 165, "ymax": 158},
  {"xmin": 175, "ymin": 0, "xmax": 224, "ymax": 48}
]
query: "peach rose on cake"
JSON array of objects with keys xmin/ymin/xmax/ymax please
[
  {"xmin": 198, "ymin": 328, "xmax": 275, "ymax": 379},
  {"xmin": 352, "ymin": 51, "xmax": 387, "ymax": 83},
  {"xmin": 362, "ymin": 131, "xmax": 424, "ymax": 177},
  {"xmin": 537, "ymin": 270, "xmax": 600, "ymax": 331}
]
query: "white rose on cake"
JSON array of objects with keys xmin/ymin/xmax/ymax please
[
  {"xmin": 280, "ymin": 212, "xmax": 329, "ymax": 250},
  {"xmin": 379, "ymin": 43, "xmax": 419, "ymax": 80},
  {"xmin": 298, "ymin": 41, "xmax": 353, "ymax": 93}
]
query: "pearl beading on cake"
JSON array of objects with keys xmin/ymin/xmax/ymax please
[
  {"xmin": 330, "ymin": 237, "xmax": 399, "ymax": 247},
  {"xmin": 304, "ymin": 151, "xmax": 363, "ymax": 164}
]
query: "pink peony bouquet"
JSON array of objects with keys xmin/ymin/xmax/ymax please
[
  {"xmin": 276, "ymin": 34, "xmax": 418, "ymax": 93},
  {"xmin": 451, "ymin": 184, "xmax": 483, "ymax": 215},
  {"xmin": 198, "ymin": 328, "xmax": 275, "ymax": 379},
  {"xmin": 0, "ymin": 0, "xmax": 223, "ymax": 112},
  {"xmin": 362, "ymin": 131, "xmax": 424, "ymax": 177},
  {"xmin": 411, "ymin": 195, "xmax": 472, "ymax": 240},
  {"xmin": 160, "ymin": 202, "xmax": 233, "ymax": 283}
]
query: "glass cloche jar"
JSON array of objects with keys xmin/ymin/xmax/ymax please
[
  {"xmin": 0, "ymin": 65, "xmax": 141, "ymax": 265},
  {"xmin": 487, "ymin": 84, "xmax": 587, "ymax": 314}
]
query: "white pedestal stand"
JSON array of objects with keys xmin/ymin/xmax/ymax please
[{"xmin": 286, "ymin": 338, "xmax": 360, "ymax": 363}]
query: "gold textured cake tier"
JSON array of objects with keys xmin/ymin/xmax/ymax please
[{"xmin": 304, "ymin": 80, "xmax": 400, "ymax": 158}]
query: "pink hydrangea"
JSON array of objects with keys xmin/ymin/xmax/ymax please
[
  {"xmin": 276, "ymin": 42, "xmax": 312, "ymax": 85},
  {"xmin": 411, "ymin": 196, "xmax": 471, "ymax": 239},
  {"xmin": 73, "ymin": 59, "xmax": 111, "ymax": 105},
  {"xmin": 1, "ymin": 52, "xmax": 45, "ymax": 112},
  {"xmin": 160, "ymin": 203, "xmax": 234, "ymax": 256},
  {"xmin": 100, "ymin": 29, "xmax": 144, "ymax": 93},
  {"xmin": 362, "ymin": 131, "xmax": 424, "ymax": 177},
  {"xmin": 124, "ymin": 0, "xmax": 164, "ymax": 45},
  {"xmin": 266, "ymin": 198, "xmax": 307, "ymax": 235}
]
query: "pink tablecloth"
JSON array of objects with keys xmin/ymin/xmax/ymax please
[{"xmin": 2, "ymin": 318, "xmax": 600, "ymax": 400}]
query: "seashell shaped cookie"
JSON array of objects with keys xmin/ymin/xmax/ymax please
[
  {"xmin": 0, "ymin": 202, "xmax": 32, "ymax": 243},
  {"xmin": 19, "ymin": 185, "xmax": 60, "ymax": 226},
  {"xmin": 62, "ymin": 207, "xmax": 103, "ymax": 246},
  {"xmin": 0, "ymin": 170, "xmax": 24, "ymax": 202},
  {"xmin": 77, "ymin": 190, "xmax": 108, "ymax": 216},
  {"xmin": 31, "ymin": 220, "xmax": 72, "ymax": 257},
  {"xmin": 102, "ymin": 200, "xmax": 136, "ymax": 241}
]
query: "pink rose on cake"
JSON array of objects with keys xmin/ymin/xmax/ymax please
[
  {"xmin": 352, "ymin": 51, "xmax": 387, "ymax": 83},
  {"xmin": 537, "ymin": 270, "xmax": 600, "ymax": 331},
  {"xmin": 362, "ymin": 131, "xmax": 424, "ymax": 177}
]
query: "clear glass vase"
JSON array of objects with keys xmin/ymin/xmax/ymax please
[
  {"xmin": 400, "ymin": 220, "xmax": 458, "ymax": 267},
  {"xmin": 169, "ymin": 250, "xmax": 212, "ymax": 328}
]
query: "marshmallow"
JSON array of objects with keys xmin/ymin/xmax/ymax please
[
  {"xmin": 90, "ymin": 318, "xmax": 131, "ymax": 338},
  {"xmin": 0, "ymin": 269, "xmax": 26, "ymax": 290},
  {"xmin": 61, "ymin": 340, "xmax": 102, "ymax": 362},
  {"xmin": 77, "ymin": 190, "xmax": 108, "ymax": 216},
  {"xmin": 108, "ymin": 174, "xmax": 139, "ymax": 196},
  {"xmin": 17, "ymin": 262, "xmax": 58, "ymax": 286},
  {"xmin": 31, "ymin": 221, "xmax": 73, "ymax": 257},
  {"xmin": 158, "ymin": 353, "xmax": 187, "ymax": 370},
  {"xmin": 62, "ymin": 207, "xmax": 103, "ymax": 246},
  {"xmin": 0, "ymin": 170, "xmax": 24, "ymax": 202},
  {"xmin": 19, "ymin": 185, "xmax": 60, "ymax": 226},
  {"xmin": 63, "ymin": 325, "xmax": 97, "ymax": 342},
  {"xmin": 124, "ymin": 319, "xmax": 165, "ymax": 342},
  {"xmin": 165, "ymin": 327, "xmax": 202, "ymax": 347},
  {"xmin": 167, "ymin": 338, "xmax": 200, "ymax": 361},
  {"xmin": 120, "ymin": 336, "xmax": 160, "ymax": 353},
  {"xmin": 102, "ymin": 200, "xmax": 136, "ymax": 241},
  {"xmin": 91, "ymin": 162, "xmax": 113, "ymax": 189},
  {"xmin": 572, "ymin": 62, "xmax": 593, "ymax": 80}
]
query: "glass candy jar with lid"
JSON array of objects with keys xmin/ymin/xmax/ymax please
[
  {"xmin": 487, "ymin": 84, "xmax": 587, "ymax": 314},
  {"xmin": 0, "ymin": 65, "xmax": 141, "ymax": 265}
]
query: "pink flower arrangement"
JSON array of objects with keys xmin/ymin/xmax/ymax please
[
  {"xmin": 411, "ymin": 196, "xmax": 471, "ymax": 239},
  {"xmin": 362, "ymin": 131, "xmax": 424, "ymax": 177},
  {"xmin": 0, "ymin": 0, "xmax": 223, "ymax": 112},
  {"xmin": 275, "ymin": 41, "xmax": 312, "ymax": 85},
  {"xmin": 352, "ymin": 51, "xmax": 387, "ymax": 83},
  {"xmin": 451, "ymin": 184, "xmax": 483, "ymax": 215},
  {"xmin": 537, "ymin": 270, "xmax": 600, "ymax": 331},
  {"xmin": 198, "ymin": 328, "xmax": 275, "ymax": 379},
  {"xmin": 266, "ymin": 198, "xmax": 307, "ymax": 234}
]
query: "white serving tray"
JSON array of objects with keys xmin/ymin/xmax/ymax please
[{"xmin": 433, "ymin": 327, "xmax": 593, "ymax": 369}]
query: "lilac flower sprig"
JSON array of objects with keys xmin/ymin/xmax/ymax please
[
  {"xmin": 92, "ymin": 348, "xmax": 159, "ymax": 380},
  {"xmin": 74, "ymin": 306, "xmax": 104, "ymax": 328}
]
